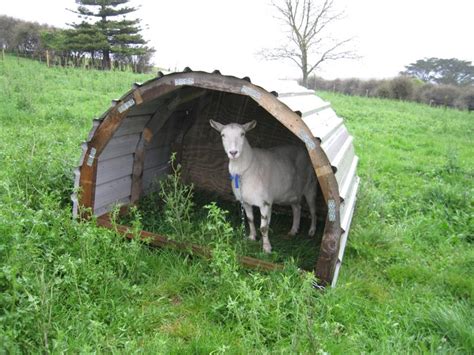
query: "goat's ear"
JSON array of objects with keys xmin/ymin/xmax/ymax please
[
  {"xmin": 243, "ymin": 120, "xmax": 257, "ymax": 132},
  {"xmin": 209, "ymin": 119, "xmax": 224, "ymax": 132}
]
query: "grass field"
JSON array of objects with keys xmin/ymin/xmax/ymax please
[{"xmin": 1, "ymin": 56, "xmax": 473, "ymax": 353}]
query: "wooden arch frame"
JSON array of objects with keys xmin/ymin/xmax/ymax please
[{"xmin": 78, "ymin": 71, "xmax": 342, "ymax": 286}]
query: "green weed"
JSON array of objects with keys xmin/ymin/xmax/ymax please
[{"xmin": 0, "ymin": 56, "xmax": 473, "ymax": 352}]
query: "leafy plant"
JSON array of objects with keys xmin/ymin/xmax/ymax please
[{"xmin": 158, "ymin": 154, "xmax": 195, "ymax": 240}]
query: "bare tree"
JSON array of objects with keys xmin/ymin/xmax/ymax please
[{"xmin": 263, "ymin": 0, "xmax": 356, "ymax": 87}]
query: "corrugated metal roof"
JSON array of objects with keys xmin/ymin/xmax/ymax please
[{"xmin": 72, "ymin": 69, "xmax": 359, "ymax": 286}]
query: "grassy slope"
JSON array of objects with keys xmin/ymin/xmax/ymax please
[{"xmin": 0, "ymin": 56, "xmax": 473, "ymax": 353}]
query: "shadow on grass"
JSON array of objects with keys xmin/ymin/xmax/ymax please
[{"xmin": 120, "ymin": 188, "xmax": 324, "ymax": 272}]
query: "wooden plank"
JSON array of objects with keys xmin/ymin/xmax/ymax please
[
  {"xmin": 114, "ymin": 115, "xmax": 151, "ymax": 137},
  {"xmin": 97, "ymin": 216, "xmax": 284, "ymax": 272},
  {"xmin": 94, "ymin": 175, "xmax": 132, "ymax": 209},
  {"xmin": 144, "ymin": 146, "xmax": 171, "ymax": 170},
  {"xmin": 99, "ymin": 133, "xmax": 141, "ymax": 161},
  {"xmin": 94, "ymin": 196, "xmax": 131, "ymax": 217},
  {"xmin": 96, "ymin": 154, "xmax": 134, "ymax": 185},
  {"xmin": 78, "ymin": 148, "xmax": 98, "ymax": 219},
  {"xmin": 142, "ymin": 163, "xmax": 170, "ymax": 192}
]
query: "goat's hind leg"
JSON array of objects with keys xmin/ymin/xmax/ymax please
[
  {"xmin": 289, "ymin": 203, "xmax": 301, "ymax": 236},
  {"xmin": 259, "ymin": 203, "xmax": 272, "ymax": 253},
  {"xmin": 242, "ymin": 202, "xmax": 257, "ymax": 241},
  {"xmin": 305, "ymin": 187, "xmax": 317, "ymax": 237}
]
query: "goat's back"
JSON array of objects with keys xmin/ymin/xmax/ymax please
[{"xmin": 251, "ymin": 145, "xmax": 315, "ymax": 204}]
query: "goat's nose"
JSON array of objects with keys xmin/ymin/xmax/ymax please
[{"xmin": 229, "ymin": 150, "xmax": 238, "ymax": 157}]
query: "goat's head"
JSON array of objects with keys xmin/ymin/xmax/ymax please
[{"xmin": 209, "ymin": 120, "xmax": 256, "ymax": 160}]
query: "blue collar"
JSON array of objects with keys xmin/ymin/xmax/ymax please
[{"xmin": 230, "ymin": 174, "xmax": 240, "ymax": 189}]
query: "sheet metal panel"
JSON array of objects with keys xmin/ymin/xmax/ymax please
[
  {"xmin": 331, "ymin": 175, "xmax": 359, "ymax": 287},
  {"xmin": 321, "ymin": 125, "xmax": 350, "ymax": 162},
  {"xmin": 303, "ymin": 109, "xmax": 343, "ymax": 142},
  {"xmin": 278, "ymin": 94, "xmax": 329, "ymax": 116},
  {"xmin": 339, "ymin": 156, "xmax": 359, "ymax": 201},
  {"xmin": 267, "ymin": 80, "xmax": 359, "ymax": 288},
  {"xmin": 333, "ymin": 137, "xmax": 355, "ymax": 186}
]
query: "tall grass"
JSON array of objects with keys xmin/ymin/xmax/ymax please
[{"xmin": 1, "ymin": 56, "xmax": 473, "ymax": 353}]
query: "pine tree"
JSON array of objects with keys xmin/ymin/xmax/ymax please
[{"xmin": 70, "ymin": 0, "xmax": 151, "ymax": 70}]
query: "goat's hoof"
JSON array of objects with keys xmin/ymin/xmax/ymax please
[
  {"xmin": 288, "ymin": 229, "xmax": 298, "ymax": 237},
  {"xmin": 263, "ymin": 243, "xmax": 272, "ymax": 253},
  {"xmin": 308, "ymin": 228, "xmax": 316, "ymax": 237},
  {"xmin": 248, "ymin": 234, "xmax": 257, "ymax": 241}
]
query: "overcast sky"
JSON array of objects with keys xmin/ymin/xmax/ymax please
[{"xmin": 2, "ymin": 0, "xmax": 473, "ymax": 80}]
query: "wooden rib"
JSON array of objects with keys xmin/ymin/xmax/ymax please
[{"xmin": 97, "ymin": 215, "xmax": 283, "ymax": 272}]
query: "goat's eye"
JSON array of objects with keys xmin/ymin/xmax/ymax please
[
  {"xmin": 221, "ymin": 134, "xmax": 225, "ymax": 138},
  {"xmin": 240, "ymin": 132, "xmax": 245, "ymax": 137}
]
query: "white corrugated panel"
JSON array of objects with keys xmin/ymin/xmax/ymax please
[{"xmin": 260, "ymin": 78, "xmax": 360, "ymax": 287}]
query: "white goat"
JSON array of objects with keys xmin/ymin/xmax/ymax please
[{"xmin": 210, "ymin": 119, "xmax": 317, "ymax": 253}]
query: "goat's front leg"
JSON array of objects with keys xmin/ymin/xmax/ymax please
[
  {"xmin": 242, "ymin": 202, "xmax": 257, "ymax": 241},
  {"xmin": 259, "ymin": 202, "xmax": 272, "ymax": 253}
]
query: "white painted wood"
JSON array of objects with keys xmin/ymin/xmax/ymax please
[
  {"xmin": 94, "ymin": 196, "xmax": 130, "ymax": 217},
  {"xmin": 96, "ymin": 154, "xmax": 134, "ymax": 185},
  {"xmin": 114, "ymin": 115, "xmax": 151, "ymax": 137},
  {"xmin": 94, "ymin": 175, "xmax": 132, "ymax": 209},
  {"xmin": 99, "ymin": 134, "xmax": 141, "ymax": 161},
  {"xmin": 127, "ymin": 97, "xmax": 162, "ymax": 116}
]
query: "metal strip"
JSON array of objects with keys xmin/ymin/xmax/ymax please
[
  {"xmin": 174, "ymin": 78, "xmax": 195, "ymax": 86},
  {"xmin": 117, "ymin": 98, "xmax": 135, "ymax": 113},
  {"xmin": 86, "ymin": 147, "xmax": 97, "ymax": 167},
  {"xmin": 241, "ymin": 85, "xmax": 262, "ymax": 100}
]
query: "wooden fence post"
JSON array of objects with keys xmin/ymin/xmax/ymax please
[{"xmin": 46, "ymin": 50, "xmax": 50, "ymax": 67}]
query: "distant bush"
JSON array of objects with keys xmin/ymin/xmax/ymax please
[
  {"xmin": 374, "ymin": 81, "xmax": 392, "ymax": 99},
  {"xmin": 455, "ymin": 88, "xmax": 474, "ymax": 111},
  {"xmin": 420, "ymin": 85, "xmax": 462, "ymax": 108},
  {"xmin": 389, "ymin": 76, "xmax": 414, "ymax": 100},
  {"xmin": 306, "ymin": 75, "xmax": 473, "ymax": 111}
]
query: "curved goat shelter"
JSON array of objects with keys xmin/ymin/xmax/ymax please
[{"xmin": 72, "ymin": 69, "xmax": 359, "ymax": 287}]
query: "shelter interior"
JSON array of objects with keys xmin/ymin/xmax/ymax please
[{"xmin": 102, "ymin": 86, "xmax": 325, "ymax": 217}]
